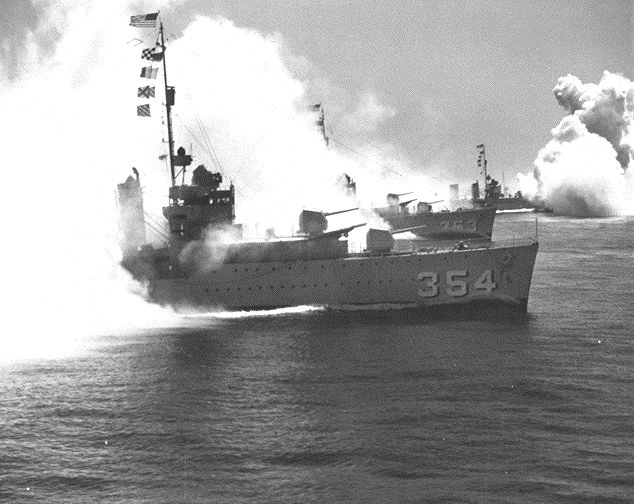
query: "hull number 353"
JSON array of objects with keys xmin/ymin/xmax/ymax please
[{"xmin": 417, "ymin": 270, "xmax": 497, "ymax": 298}]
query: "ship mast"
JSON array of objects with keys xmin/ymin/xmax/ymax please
[
  {"xmin": 481, "ymin": 144, "xmax": 488, "ymax": 193},
  {"xmin": 159, "ymin": 22, "xmax": 176, "ymax": 187},
  {"xmin": 316, "ymin": 105, "xmax": 329, "ymax": 147}
]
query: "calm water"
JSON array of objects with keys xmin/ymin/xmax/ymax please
[{"xmin": 1, "ymin": 215, "xmax": 632, "ymax": 503}]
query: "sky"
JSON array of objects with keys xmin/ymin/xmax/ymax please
[
  {"xmin": 179, "ymin": 0, "xmax": 633, "ymax": 188},
  {"xmin": 1, "ymin": 0, "xmax": 632, "ymax": 195}
]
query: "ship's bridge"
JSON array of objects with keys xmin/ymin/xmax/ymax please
[{"xmin": 163, "ymin": 163, "xmax": 236, "ymax": 243}]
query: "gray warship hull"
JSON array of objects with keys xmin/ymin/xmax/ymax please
[
  {"xmin": 473, "ymin": 196, "xmax": 548, "ymax": 213},
  {"xmin": 148, "ymin": 240, "xmax": 537, "ymax": 312},
  {"xmin": 378, "ymin": 207, "xmax": 496, "ymax": 239}
]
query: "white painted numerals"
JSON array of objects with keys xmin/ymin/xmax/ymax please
[
  {"xmin": 416, "ymin": 270, "xmax": 497, "ymax": 298},
  {"xmin": 474, "ymin": 269, "xmax": 497, "ymax": 293},
  {"xmin": 417, "ymin": 272, "xmax": 439, "ymax": 298},
  {"xmin": 447, "ymin": 270, "xmax": 468, "ymax": 297}
]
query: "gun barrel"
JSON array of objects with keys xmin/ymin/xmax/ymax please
[
  {"xmin": 399, "ymin": 198, "xmax": 418, "ymax": 207},
  {"xmin": 323, "ymin": 207, "xmax": 359, "ymax": 217}
]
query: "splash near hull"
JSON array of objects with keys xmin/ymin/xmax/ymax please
[
  {"xmin": 147, "ymin": 241, "xmax": 537, "ymax": 313},
  {"xmin": 379, "ymin": 207, "xmax": 496, "ymax": 239},
  {"xmin": 473, "ymin": 196, "xmax": 550, "ymax": 213}
]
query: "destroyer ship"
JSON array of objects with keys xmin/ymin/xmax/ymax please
[
  {"xmin": 119, "ymin": 15, "xmax": 539, "ymax": 312},
  {"xmin": 375, "ymin": 192, "xmax": 496, "ymax": 240},
  {"xmin": 471, "ymin": 144, "xmax": 551, "ymax": 212}
]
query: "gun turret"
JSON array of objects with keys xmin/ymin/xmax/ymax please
[
  {"xmin": 399, "ymin": 199, "xmax": 417, "ymax": 207},
  {"xmin": 299, "ymin": 207, "xmax": 360, "ymax": 236},
  {"xmin": 387, "ymin": 192, "xmax": 414, "ymax": 207}
]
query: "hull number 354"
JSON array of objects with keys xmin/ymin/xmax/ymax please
[{"xmin": 417, "ymin": 270, "xmax": 497, "ymax": 298}]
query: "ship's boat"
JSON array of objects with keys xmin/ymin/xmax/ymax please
[
  {"xmin": 119, "ymin": 15, "xmax": 539, "ymax": 313},
  {"xmin": 374, "ymin": 192, "xmax": 496, "ymax": 239}
]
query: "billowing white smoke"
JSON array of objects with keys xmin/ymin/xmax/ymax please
[
  {"xmin": 0, "ymin": 1, "xmax": 426, "ymax": 357},
  {"xmin": 164, "ymin": 17, "xmax": 439, "ymax": 231},
  {"xmin": 0, "ymin": 1, "xmax": 188, "ymax": 359},
  {"xmin": 519, "ymin": 71, "xmax": 634, "ymax": 216}
]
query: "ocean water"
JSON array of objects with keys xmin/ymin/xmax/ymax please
[{"xmin": 1, "ymin": 215, "xmax": 632, "ymax": 503}]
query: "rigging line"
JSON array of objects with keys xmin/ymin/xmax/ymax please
[
  {"xmin": 340, "ymin": 132, "xmax": 448, "ymax": 184},
  {"xmin": 192, "ymin": 113, "xmax": 214, "ymax": 157},
  {"xmin": 195, "ymin": 115, "xmax": 224, "ymax": 172},
  {"xmin": 144, "ymin": 211, "xmax": 166, "ymax": 229},
  {"xmin": 144, "ymin": 215, "xmax": 168, "ymax": 235},
  {"xmin": 194, "ymin": 115, "xmax": 215, "ymax": 165},
  {"xmin": 172, "ymin": 113, "xmax": 217, "ymax": 167},
  {"xmin": 327, "ymin": 137, "xmax": 406, "ymax": 179},
  {"xmin": 197, "ymin": 115, "xmax": 227, "ymax": 176},
  {"xmin": 146, "ymin": 224, "xmax": 168, "ymax": 242},
  {"xmin": 144, "ymin": 219, "xmax": 169, "ymax": 241},
  {"xmin": 233, "ymin": 132, "xmax": 267, "ymax": 182}
]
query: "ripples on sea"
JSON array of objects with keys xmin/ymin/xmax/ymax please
[{"xmin": 1, "ymin": 215, "xmax": 632, "ymax": 503}]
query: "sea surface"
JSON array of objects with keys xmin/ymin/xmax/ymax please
[{"xmin": 1, "ymin": 215, "xmax": 632, "ymax": 503}]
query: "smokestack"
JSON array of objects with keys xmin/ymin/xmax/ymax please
[
  {"xmin": 449, "ymin": 184, "xmax": 459, "ymax": 202},
  {"xmin": 471, "ymin": 181, "xmax": 480, "ymax": 200},
  {"xmin": 117, "ymin": 171, "xmax": 146, "ymax": 258}
]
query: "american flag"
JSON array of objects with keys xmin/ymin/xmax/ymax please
[
  {"xmin": 140, "ymin": 66, "xmax": 158, "ymax": 79},
  {"xmin": 130, "ymin": 13, "xmax": 159, "ymax": 28},
  {"xmin": 137, "ymin": 86, "xmax": 155, "ymax": 98},
  {"xmin": 137, "ymin": 104, "xmax": 151, "ymax": 117}
]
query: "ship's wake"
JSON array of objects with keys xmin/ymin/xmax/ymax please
[
  {"xmin": 183, "ymin": 305, "xmax": 326, "ymax": 320},
  {"xmin": 519, "ymin": 72, "xmax": 634, "ymax": 217}
]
